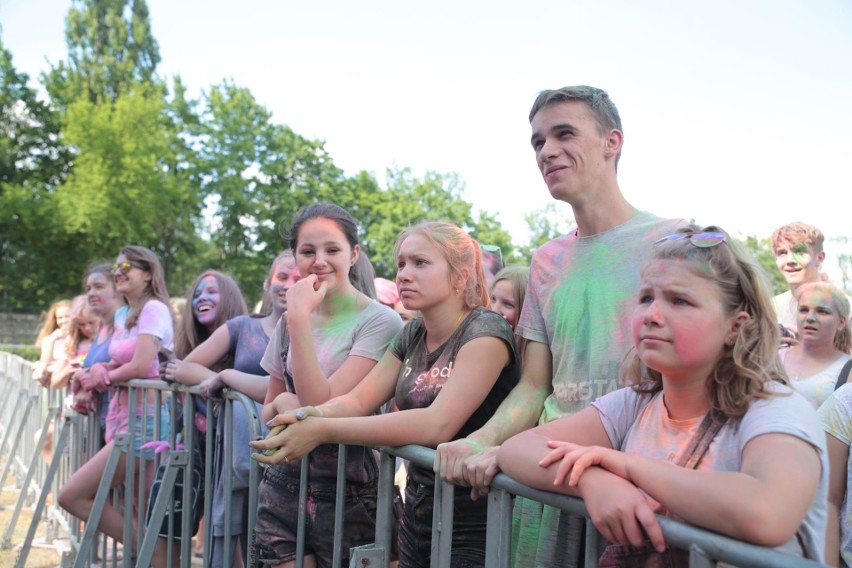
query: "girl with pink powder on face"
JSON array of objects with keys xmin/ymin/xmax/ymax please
[
  {"xmin": 498, "ymin": 226, "xmax": 828, "ymax": 565},
  {"xmin": 170, "ymin": 254, "xmax": 300, "ymax": 567}
]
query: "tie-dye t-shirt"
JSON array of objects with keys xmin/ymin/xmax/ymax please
[
  {"xmin": 516, "ymin": 212, "xmax": 684, "ymax": 424},
  {"xmin": 595, "ymin": 383, "xmax": 828, "ymax": 562},
  {"xmin": 819, "ymin": 383, "xmax": 852, "ymax": 567}
]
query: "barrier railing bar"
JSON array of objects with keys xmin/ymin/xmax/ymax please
[
  {"xmin": 0, "ymin": 392, "xmax": 33, "ymax": 491},
  {"xmin": 296, "ymin": 453, "xmax": 309, "ymax": 568},
  {"xmin": 12, "ymin": 413, "xmax": 70, "ymax": 567},
  {"xmin": 72, "ymin": 433, "xmax": 128, "ymax": 568},
  {"xmin": 332, "ymin": 443, "xmax": 347, "ymax": 568},
  {"xmin": 484, "ymin": 487, "xmax": 511, "ymax": 568},
  {"xmin": 223, "ymin": 390, "xmax": 234, "ymax": 567}
]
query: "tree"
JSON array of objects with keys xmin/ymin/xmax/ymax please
[
  {"xmin": 741, "ymin": 235, "xmax": 787, "ymax": 296},
  {"xmin": 0, "ymin": 40, "xmax": 73, "ymax": 311},
  {"xmin": 362, "ymin": 167, "xmax": 512, "ymax": 278},
  {"xmin": 513, "ymin": 203, "xmax": 576, "ymax": 264},
  {"xmin": 830, "ymin": 236, "xmax": 852, "ymax": 294},
  {"xmin": 54, "ymin": 84, "xmax": 201, "ymax": 291},
  {"xmin": 189, "ymin": 81, "xmax": 355, "ymax": 303},
  {"xmin": 44, "ymin": 0, "xmax": 161, "ymax": 107}
]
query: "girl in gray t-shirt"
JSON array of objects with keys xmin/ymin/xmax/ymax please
[{"xmin": 498, "ymin": 226, "xmax": 828, "ymax": 565}]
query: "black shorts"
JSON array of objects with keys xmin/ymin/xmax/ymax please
[
  {"xmin": 397, "ymin": 469, "xmax": 486, "ymax": 568},
  {"xmin": 253, "ymin": 464, "xmax": 378, "ymax": 568}
]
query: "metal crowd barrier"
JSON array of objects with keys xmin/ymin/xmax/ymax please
[
  {"xmin": 1, "ymin": 351, "xmax": 830, "ymax": 568},
  {"xmin": 0, "ymin": 351, "xmax": 78, "ymax": 565}
]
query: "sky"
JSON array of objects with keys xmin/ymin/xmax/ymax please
[{"xmin": 2, "ymin": 0, "xmax": 851, "ymax": 276}]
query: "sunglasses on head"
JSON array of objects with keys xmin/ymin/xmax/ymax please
[
  {"xmin": 654, "ymin": 231, "xmax": 727, "ymax": 248},
  {"xmin": 112, "ymin": 261, "xmax": 147, "ymax": 274}
]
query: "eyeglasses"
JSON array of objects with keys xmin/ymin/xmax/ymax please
[
  {"xmin": 654, "ymin": 232, "xmax": 727, "ymax": 248},
  {"xmin": 112, "ymin": 261, "xmax": 146, "ymax": 274}
]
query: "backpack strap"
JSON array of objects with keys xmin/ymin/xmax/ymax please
[
  {"xmin": 678, "ymin": 411, "xmax": 728, "ymax": 470},
  {"xmin": 835, "ymin": 358, "xmax": 852, "ymax": 391}
]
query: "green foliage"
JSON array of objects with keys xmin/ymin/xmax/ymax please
[
  {"xmin": 54, "ymin": 84, "xmax": 202, "ymax": 295},
  {"xmin": 512, "ymin": 203, "xmax": 576, "ymax": 264},
  {"xmin": 360, "ymin": 167, "xmax": 513, "ymax": 278},
  {"xmin": 830, "ymin": 236, "xmax": 852, "ymax": 294},
  {"xmin": 44, "ymin": 0, "xmax": 161, "ymax": 107},
  {"xmin": 0, "ymin": 345, "xmax": 40, "ymax": 361},
  {"xmin": 188, "ymin": 81, "xmax": 351, "ymax": 304},
  {"xmin": 0, "ymin": 40, "xmax": 74, "ymax": 311},
  {"xmin": 741, "ymin": 235, "xmax": 787, "ymax": 296},
  {"xmin": 2, "ymin": 2, "xmax": 520, "ymax": 312}
]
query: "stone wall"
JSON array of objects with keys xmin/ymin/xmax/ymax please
[{"xmin": 0, "ymin": 313, "xmax": 41, "ymax": 345}]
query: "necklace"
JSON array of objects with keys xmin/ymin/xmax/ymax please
[{"xmin": 427, "ymin": 309, "xmax": 469, "ymax": 353}]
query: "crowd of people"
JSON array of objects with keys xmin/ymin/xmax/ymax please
[{"xmin": 27, "ymin": 85, "xmax": 852, "ymax": 568}]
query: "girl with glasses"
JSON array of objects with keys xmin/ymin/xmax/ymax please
[
  {"xmin": 59, "ymin": 245, "xmax": 174, "ymax": 565},
  {"xmin": 497, "ymin": 226, "xmax": 827, "ymax": 564}
]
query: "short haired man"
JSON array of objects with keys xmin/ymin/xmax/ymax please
[
  {"xmin": 436, "ymin": 86, "xmax": 683, "ymax": 567},
  {"xmin": 771, "ymin": 222, "xmax": 826, "ymax": 332}
]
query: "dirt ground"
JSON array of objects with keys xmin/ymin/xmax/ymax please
[{"xmin": 0, "ymin": 480, "xmax": 62, "ymax": 568}]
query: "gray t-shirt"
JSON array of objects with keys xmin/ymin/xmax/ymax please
[
  {"xmin": 594, "ymin": 383, "xmax": 828, "ymax": 562},
  {"xmin": 260, "ymin": 299, "xmax": 402, "ymax": 484},
  {"xmin": 516, "ymin": 212, "xmax": 683, "ymax": 423},
  {"xmin": 819, "ymin": 383, "xmax": 852, "ymax": 567}
]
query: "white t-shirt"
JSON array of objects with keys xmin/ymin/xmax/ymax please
[
  {"xmin": 819, "ymin": 384, "xmax": 852, "ymax": 568},
  {"xmin": 781, "ymin": 348, "xmax": 852, "ymax": 408}
]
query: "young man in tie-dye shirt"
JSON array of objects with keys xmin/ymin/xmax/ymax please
[{"xmin": 435, "ymin": 86, "xmax": 683, "ymax": 567}]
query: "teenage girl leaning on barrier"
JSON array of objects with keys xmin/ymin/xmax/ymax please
[
  {"xmin": 168, "ymin": 252, "xmax": 301, "ymax": 567},
  {"xmin": 497, "ymin": 226, "xmax": 827, "ymax": 564},
  {"xmin": 59, "ymin": 245, "xmax": 174, "ymax": 562},
  {"xmin": 253, "ymin": 221, "xmax": 521, "ymax": 568},
  {"xmin": 251, "ymin": 203, "xmax": 402, "ymax": 568}
]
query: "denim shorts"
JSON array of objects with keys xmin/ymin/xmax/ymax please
[
  {"xmin": 107, "ymin": 401, "xmax": 171, "ymax": 460},
  {"xmin": 397, "ymin": 467, "xmax": 486, "ymax": 568},
  {"xmin": 253, "ymin": 464, "xmax": 379, "ymax": 568}
]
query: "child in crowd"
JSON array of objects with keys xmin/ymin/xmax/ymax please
[
  {"xmin": 160, "ymin": 269, "xmax": 248, "ymax": 560},
  {"xmin": 59, "ymin": 246, "xmax": 174, "ymax": 565},
  {"xmin": 171, "ymin": 253, "xmax": 300, "ymax": 567},
  {"xmin": 489, "ymin": 265, "xmax": 528, "ymax": 332},
  {"xmin": 172, "ymin": 270, "xmax": 248, "ymax": 362},
  {"xmin": 251, "ymin": 203, "xmax": 402, "ymax": 568},
  {"xmin": 780, "ymin": 282, "xmax": 851, "ymax": 408},
  {"xmin": 69, "ymin": 263, "xmax": 123, "ymax": 417},
  {"xmin": 497, "ymin": 226, "xmax": 828, "ymax": 564},
  {"xmin": 253, "ymin": 221, "xmax": 521, "ymax": 568},
  {"xmin": 33, "ymin": 299, "xmax": 72, "ymax": 387},
  {"xmin": 52, "ymin": 295, "xmax": 99, "ymax": 388}
]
